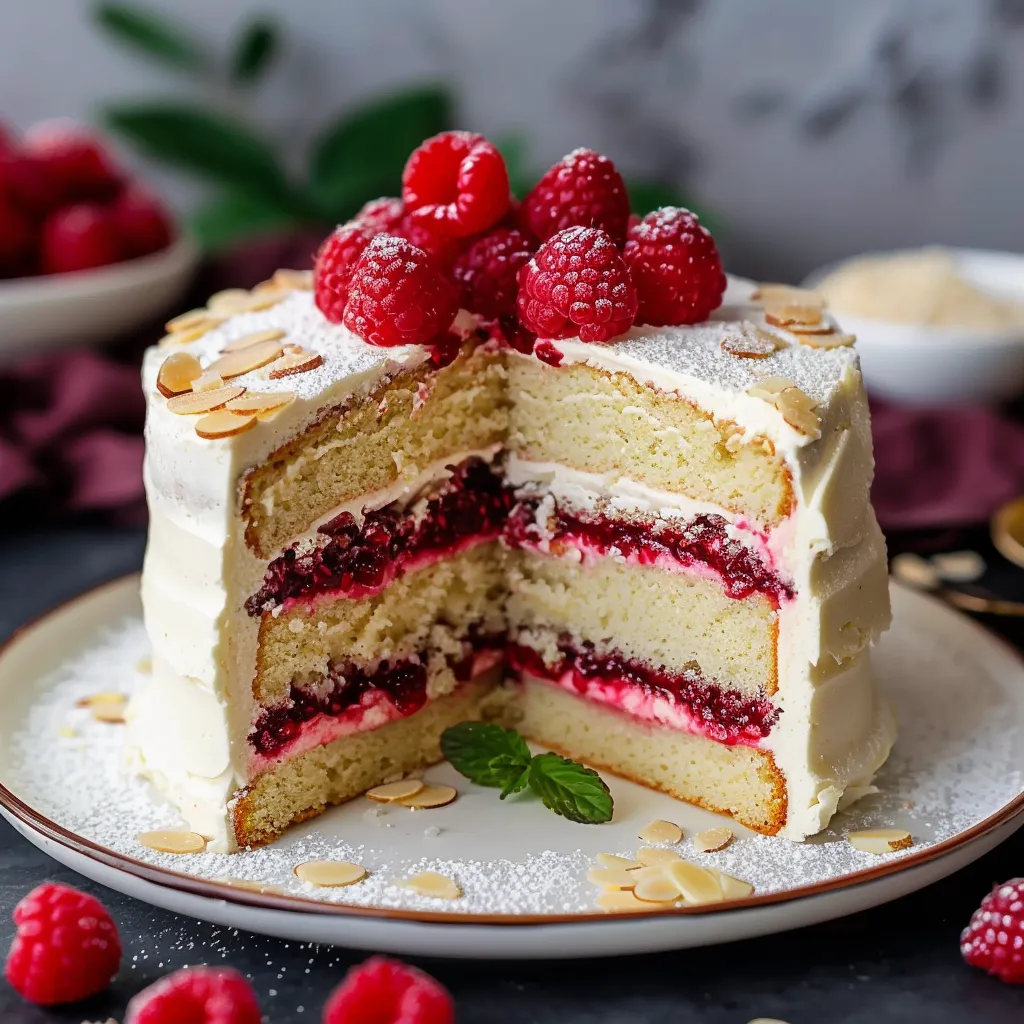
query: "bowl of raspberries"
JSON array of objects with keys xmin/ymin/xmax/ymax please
[{"xmin": 0, "ymin": 118, "xmax": 198, "ymax": 360}]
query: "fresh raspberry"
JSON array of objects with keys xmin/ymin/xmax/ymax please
[
  {"xmin": 355, "ymin": 196, "xmax": 404, "ymax": 234},
  {"xmin": 0, "ymin": 152, "xmax": 61, "ymax": 215},
  {"xmin": 23, "ymin": 122, "xmax": 122, "ymax": 203},
  {"xmin": 453, "ymin": 227, "xmax": 536, "ymax": 319},
  {"xmin": 40, "ymin": 203, "xmax": 121, "ymax": 274},
  {"xmin": 314, "ymin": 221, "xmax": 377, "ymax": 323},
  {"xmin": 397, "ymin": 212, "xmax": 462, "ymax": 270},
  {"xmin": 125, "ymin": 966, "xmax": 261, "ymax": 1024},
  {"xmin": 323, "ymin": 956, "xmax": 454, "ymax": 1024},
  {"xmin": 4, "ymin": 883, "xmax": 121, "ymax": 1005},
  {"xmin": 622, "ymin": 206, "xmax": 726, "ymax": 326},
  {"xmin": 343, "ymin": 234, "xmax": 457, "ymax": 347},
  {"xmin": 521, "ymin": 148, "xmax": 630, "ymax": 245},
  {"xmin": 0, "ymin": 198, "xmax": 35, "ymax": 276},
  {"xmin": 516, "ymin": 226, "xmax": 637, "ymax": 343},
  {"xmin": 402, "ymin": 131, "xmax": 509, "ymax": 238},
  {"xmin": 961, "ymin": 878, "xmax": 1024, "ymax": 983},
  {"xmin": 110, "ymin": 186, "xmax": 174, "ymax": 258}
]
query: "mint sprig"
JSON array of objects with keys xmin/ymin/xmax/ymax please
[{"xmin": 440, "ymin": 723, "xmax": 613, "ymax": 824}]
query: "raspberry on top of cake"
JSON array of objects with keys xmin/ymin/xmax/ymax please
[{"xmin": 130, "ymin": 131, "xmax": 892, "ymax": 852}]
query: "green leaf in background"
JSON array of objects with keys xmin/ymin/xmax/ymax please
[
  {"xmin": 93, "ymin": 2, "xmax": 206, "ymax": 72},
  {"xmin": 104, "ymin": 102, "xmax": 292, "ymax": 201},
  {"xmin": 191, "ymin": 191, "xmax": 297, "ymax": 251},
  {"xmin": 307, "ymin": 86, "xmax": 451, "ymax": 221},
  {"xmin": 626, "ymin": 178, "xmax": 718, "ymax": 233},
  {"xmin": 231, "ymin": 17, "xmax": 279, "ymax": 85},
  {"xmin": 496, "ymin": 134, "xmax": 533, "ymax": 197}
]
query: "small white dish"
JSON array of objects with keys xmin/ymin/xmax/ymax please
[
  {"xmin": 0, "ymin": 235, "xmax": 199, "ymax": 363},
  {"xmin": 804, "ymin": 248, "xmax": 1024, "ymax": 405},
  {"xmin": 1, "ymin": 576, "xmax": 1023, "ymax": 957}
]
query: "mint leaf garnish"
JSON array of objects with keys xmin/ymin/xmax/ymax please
[
  {"xmin": 440, "ymin": 723, "xmax": 613, "ymax": 823},
  {"xmin": 527, "ymin": 752, "xmax": 614, "ymax": 824}
]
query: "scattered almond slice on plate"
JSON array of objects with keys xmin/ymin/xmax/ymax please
[
  {"xmin": 400, "ymin": 872, "xmax": 462, "ymax": 900},
  {"xmin": 931, "ymin": 550, "xmax": 986, "ymax": 582},
  {"xmin": 221, "ymin": 328, "xmax": 287, "ymax": 353},
  {"xmin": 267, "ymin": 349, "xmax": 324, "ymax": 379},
  {"xmin": 712, "ymin": 869, "xmax": 755, "ymax": 900},
  {"xmin": 638, "ymin": 819, "xmax": 683, "ymax": 844},
  {"xmin": 586, "ymin": 867, "xmax": 639, "ymax": 891},
  {"xmin": 138, "ymin": 830, "xmax": 208, "ymax": 854},
  {"xmin": 205, "ymin": 339, "xmax": 285, "ymax": 380},
  {"xmin": 848, "ymin": 828, "xmax": 913, "ymax": 854},
  {"xmin": 156, "ymin": 352, "xmax": 203, "ymax": 397},
  {"xmin": 195, "ymin": 410, "xmax": 258, "ymax": 439},
  {"xmin": 398, "ymin": 783, "xmax": 458, "ymax": 809},
  {"xmin": 366, "ymin": 779, "xmax": 425, "ymax": 803},
  {"xmin": 217, "ymin": 877, "xmax": 288, "ymax": 895},
  {"xmin": 693, "ymin": 827, "xmax": 734, "ymax": 853},
  {"xmin": 293, "ymin": 860, "xmax": 367, "ymax": 887},
  {"xmin": 632, "ymin": 872, "xmax": 682, "ymax": 904},
  {"xmin": 595, "ymin": 852, "xmax": 643, "ymax": 871},
  {"xmin": 595, "ymin": 890, "xmax": 665, "ymax": 913},
  {"xmin": 890, "ymin": 552, "xmax": 939, "ymax": 590},
  {"xmin": 665, "ymin": 859, "xmax": 725, "ymax": 905},
  {"xmin": 166, "ymin": 385, "xmax": 246, "ymax": 416},
  {"xmin": 636, "ymin": 846, "xmax": 683, "ymax": 867}
]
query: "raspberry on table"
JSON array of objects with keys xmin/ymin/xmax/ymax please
[
  {"xmin": 4, "ymin": 882, "xmax": 122, "ymax": 1006},
  {"xmin": 453, "ymin": 227, "xmax": 536, "ymax": 319},
  {"xmin": 521, "ymin": 148, "xmax": 630, "ymax": 245},
  {"xmin": 40, "ymin": 202, "xmax": 121, "ymax": 275},
  {"xmin": 961, "ymin": 878, "xmax": 1024, "ymax": 984},
  {"xmin": 402, "ymin": 130, "xmax": 510, "ymax": 238},
  {"xmin": 516, "ymin": 226, "xmax": 638, "ymax": 343},
  {"xmin": 110, "ymin": 186, "xmax": 174, "ymax": 258},
  {"xmin": 622, "ymin": 206, "xmax": 726, "ymax": 326},
  {"xmin": 125, "ymin": 966, "xmax": 262, "ymax": 1024},
  {"xmin": 314, "ymin": 220, "xmax": 378, "ymax": 323},
  {"xmin": 323, "ymin": 956, "xmax": 454, "ymax": 1024},
  {"xmin": 343, "ymin": 234, "xmax": 458, "ymax": 347}
]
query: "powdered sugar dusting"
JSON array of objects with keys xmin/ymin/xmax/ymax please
[{"xmin": 4, "ymin": 585, "xmax": 1023, "ymax": 917}]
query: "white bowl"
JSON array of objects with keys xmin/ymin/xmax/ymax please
[
  {"xmin": 803, "ymin": 248, "xmax": 1024, "ymax": 405},
  {"xmin": 0, "ymin": 235, "xmax": 199, "ymax": 364}
]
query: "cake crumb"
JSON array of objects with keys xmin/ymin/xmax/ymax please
[{"xmin": 423, "ymin": 825, "xmax": 442, "ymax": 838}]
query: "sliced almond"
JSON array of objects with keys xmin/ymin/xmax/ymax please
[
  {"xmin": 76, "ymin": 691, "xmax": 127, "ymax": 708},
  {"xmin": 931, "ymin": 550, "xmax": 985, "ymax": 583},
  {"xmin": 595, "ymin": 852, "xmax": 643, "ymax": 871},
  {"xmin": 159, "ymin": 321, "xmax": 218, "ymax": 346},
  {"xmin": 224, "ymin": 391, "xmax": 295, "ymax": 417},
  {"xmin": 293, "ymin": 860, "xmax": 368, "ymax": 887},
  {"xmin": 166, "ymin": 308, "xmax": 217, "ymax": 333},
  {"xmin": 721, "ymin": 324, "xmax": 782, "ymax": 359},
  {"xmin": 693, "ymin": 827, "xmax": 734, "ymax": 853},
  {"xmin": 638, "ymin": 819, "xmax": 683, "ymax": 845},
  {"xmin": 764, "ymin": 295, "xmax": 824, "ymax": 328},
  {"xmin": 166, "ymin": 385, "xmax": 245, "ymax": 415},
  {"xmin": 752, "ymin": 283, "xmax": 820, "ymax": 305},
  {"xmin": 91, "ymin": 701, "xmax": 127, "ymax": 724},
  {"xmin": 636, "ymin": 847, "xmax": 683, "ymax": 867},
  {"xmin": 206, "ymin": 288, "xmax": 253, "ymax": 314},
  {"xmin": 586, "ymin": 867, "xmax": 639, "ymax": 891},
  {"xmin": 746, "ymin": 376, "xmax": 822, "ymax": 439},
  {"xmin": 891, "ymin": 552, "xmax": 939, "ymax": 590},
  {"xmin": 848, "ymin": 828, "xmax": 913, "ymax": 854},
  {"xmin": 221, "ymin": 328, "xmax": 287, "ymax": 353},
  {"xmin": 632, "ymin": 872, "xmax": 682, "ymax": 904},
  {"xmin": 205, "ymin": 339, "xmax": 285, "ymax": 380},
  {"xmin": 366, "ymin": 779, "xmax": 426, "ymax": 803},
  {"xmin": 192, "ymin": 372, "xmax": 225, "ymax": 393},
  {"xmin": 665, "ymin": 859, "xmax": 725, "ymax": 904},
  {"xmin": 245, "ymin": 286, "xmax": 290, "ymax": 310},
  {"xmin": 217, "ymin": 877, "xmax": 288, "ymax": 895},
  {"xmin": 156, "ymin": 352, "xmax": 203, "ymax": 397},
  {"xmin": 398, "ymin": 783, "xmax": 458, "ymax": 809},
  {"xmin": 195, "ymin": 410, "xmax": 257, "ymax": 439},
  {"xmin": 274, "ymin": 268, "xmax": 314, "ymax": 290},
  {"xmin": 794, "ymin": 330, "xmax": 856, "ymax": 349},
  {"xmin": 400, "ymin": 871, "xmax": 461, "ymax": 900},
  {"xmin": 267, "ymin": 349, "xmax": 324, "ymax": 379},
  {"xmin": 595, "ymin": 890, "xmax": 665, "ymax": 913},
  {"xmin": 138, "ymin": 829, "xmax": 207, "ymax": 854},
  {"xmin": 713, "ymin": 869, "xmax": 755, "ymax": 900}
]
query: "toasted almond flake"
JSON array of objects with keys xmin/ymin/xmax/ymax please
[
  {"xmin": 156, "ymin": 351, "xmax": 203, "ymax": 397},
  {"xmin": 58, "ymin": 726, "xmax": 78, "ymax": 739},
  {"xmin": 638, "ymin": 819, "xmax": 683, "ymax": 845},
  {"xmin": 135, "ymin": 657, "xmax": 152, "ymax": 673},
  {"xmin": 205, "ymin": 339, "xmax": 285, "ymax": 380},
  {"xmin": 586, "ymin": 867, "xmax": 639, "ymax": 891},
  {"xmin": 764, "ymin": 295, "xmax": 824, "ymax": 328},
  {"xmin": 746, "ymin": 376, "xmax": 822, "ymax": 439},
  {"xmin": 192, "ymin": 372, "xmax": 225, "ymax": 393},
  {"xmin": 275, "ymin": 268, "xmax": 314, "ymax": 290},
  {"xmin": 721, "ymin": 324, "xmax": 782, "ymax": 359},
  {"xmin": 595, "ymin": 890, "xmax": 665, "ymax": 913},
  {"xmin": 166, "ymin": 307, "xmax": 214, "ymax": 332},
  {"xmin": 665, "ymin": 859, "xmax": 725, "ymax": 904},
  {"xmin": 931, "ymin": 550, "xmax": 986, "ymax": 583},
  {"xmin": 632, "ymin": 873, "xmax": 682, "ymax": 904},
  {"xmin": 400, "ymin": 871, "xmax": 461, "ymax": 900},
  {"xmin": 76, "ymin": 691, "xmax": 126, "ymax": 708},
  {"xmin": 221, "ymin": 328, "xmax": 288, "ymax": 353},
  {"xmin": 848, "ymin": 828, "xmax": 913, "ymax": 854},
  {"xmin": 595, "ymin": 853, "xmax": 643, "ymax": 871},
  {"xmin": 398, "ymin": 783, "xmax": 458, "ymax": 809},
  {"xmin": 159, "ymin": 322, "xmax": 216, "ymax": 346},
  {"xmin": 366, "ymin": 779, "xmax": 426, "ymax": 803},
  {"xmin": 166, "ymin": 385, "xmax": 246, "ymax": 415},
  {"xmin": 91, "ymin": 702, "xmax": 126, "ymax": 724},
  {"xmin": 752, "ymin": 283, "xmax": 820, "ymax": 305},
  {"xmin": 891, "ymin": 552, "xmax": 939, "ymax": 590},
  {"xmin": 794, "ymin": 329, "xmax": 856, "ymax": 348},
  {"xmin": 206, "ymin": 288, "xmax": 252, "ymax": 314},
  {"xmin": 267, "ymin": 349, "xmax": 324, "ymax": 379},
  {"xmin": 224, "ymin": 391, "xmax": 296, "ymax": 416},
  {"xmin": 293, "ymin": 860, "xmax": 368, "ymax": 887},
  {"xmin": 195, "ymin": 410, "xmax": 257, "ymax": 439},
  {"xmin": 693, "ymin": 827, "xmax": 734, "ymax": 853},
  {"xmin": 246, "ymin": 286, "xmax": 290, "ymax": 310},
  {"xmin": 713, "ymin": 869, "xmax": 755, "ymax": 900},
  {"xmin": 138, "ymin": 829, "xmax": 207, "ymax": 854},
  {"xmin": 636, "ymin": 847, "xmax": 683, "ymax": 867}
]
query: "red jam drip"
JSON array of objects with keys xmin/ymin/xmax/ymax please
[
  {"xmin": 508, "ymin": 639, "xmax": 780, "ymax": 744},
  {"xmin": 504, "ymin": 500, "xmax": 792, "ymax": 603},
  {"xmin": 246, "ymin": 457, "xmax": 514, "ymax": 615}
]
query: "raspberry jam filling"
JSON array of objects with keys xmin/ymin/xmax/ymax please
[
  {"xmin": 505, "ymin": 499, "xmax": 792, "ymax": 603},
  {"xmin": 249, "ymin": 634, "xmax": 504, "ymax": 759},
  {"xmin": 247, "ymin": 457, "xmax": 514, "ymax": 614},
  {"xmin": 508, "ymin": 638, "xmax": 779, "ymax": 745}
]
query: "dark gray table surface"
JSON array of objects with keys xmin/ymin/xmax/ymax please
[{"xmin": 1, "ymin": 527, "xmax": 1023, "ymax": 1023}]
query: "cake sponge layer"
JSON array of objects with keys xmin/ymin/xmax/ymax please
[
  {"xmin": 508, "ymin": 353, "xmax": 793, "ymax": 527},
  {"xmin": 515, "ymin": 675, "xmax": 787, "ymax": 835}
]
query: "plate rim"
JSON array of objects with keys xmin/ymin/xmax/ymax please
[{"xmin": 2, "ymin": 572, "xmax": 1023, "ymax": 927}]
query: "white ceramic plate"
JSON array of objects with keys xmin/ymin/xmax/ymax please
[
  {"xmin": 0, "ymin": 235, "xmax": 199, "ymax": 363},
  {"xmin": 1, "ymin": 576, "xmax": 1022, "ymax": 959}
]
